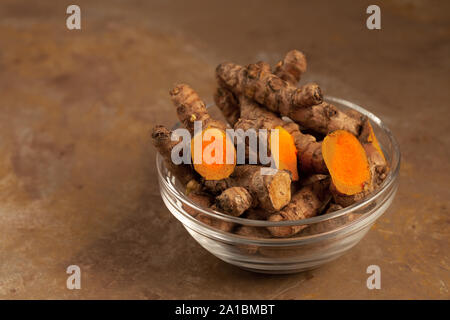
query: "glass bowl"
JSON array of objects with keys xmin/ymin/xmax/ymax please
[{"xmin": 156, "ymin": 96, "xmax": 401, "ymax": 274}]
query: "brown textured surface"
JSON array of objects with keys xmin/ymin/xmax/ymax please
[{"xmin": 0, "ymin": 0, "xmax": 449, "ymax": 299}]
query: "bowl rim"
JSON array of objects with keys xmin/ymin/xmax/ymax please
[{"xmin": 156, "ymin": 96, "xmax": 401, "ymax": 237}]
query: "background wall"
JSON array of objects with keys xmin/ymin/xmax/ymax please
[{"xmin": 0, "ymin": 0, "xmax": 448, "ymax": 299}]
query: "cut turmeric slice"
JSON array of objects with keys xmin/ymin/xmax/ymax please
[
  {"xmin": 190, "ymin": 127, "xmax": 236, "ymax": 180},
  {"xmin": 269, "ymin": 126, "xmax": 299, "ymax": 181},
  {"xmin": 322, "ymin": 130, "xmax": 371, "ymax": 195},
  {"xmin": 170, "ymin": 83, "xmax": 237, "ymax": 181}
]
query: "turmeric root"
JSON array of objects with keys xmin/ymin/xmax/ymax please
[
  {"xmin": 276, "ymin": 53, "xmax": 362, "ymax": 136},
  {"xmin": 234, "ymin": 209, "xmax": 273, "ymax": 255},
  {"xmin": 282, "ymin": 121, "xmax": 327, "ymax": 173},
  {"xmin": 344, "ymin": 108, "xmax": 367, "ymax": 127},
  {"xmin": 215, "ymin": 61, "xmax": 272, "ymax": 126},
  {"xmin": 204, "ymin": 165, "xmax": 291, "ymax": 213},
  {"xmin": 322, "ymin": 130, "xmax": 371, "ymax": 195},
  {"xmin": 235, "ymin": 225, "xmax": 272, "ymax": 239},
  {"xmin": 346, "ymin": 110, "xmax": 388, "ymax": 187},
  {"xmin": 216, "ymin": 62, "xmax": 322, "ymax": 116},
  {"xmin": 274, "ymin": 50, "xmax": 307, "ymax": 86},
  {"xmin": 299, "ymin": 204, "xmax": 360, "ymax": 236},
  {"xmin": 359, "ymin": 120, "xmax": 388, "ymax": 187},
  {"xmin": 151, "ymin": 125, "xmax": 200, "ymax": 189},
  {"xmin": 234, "ymin": 104, "xmax": 299, "ymax": 180},
  {"xmin": 234, "ymin": 224, "xmax": 272, "ymax": 255},
  {"xmin": 242, "ymin": 208, "xmax": 272, "ymax": 220},
  {"xmin": 157, "ymin": 50, "xmax": 391, "ymax": 243},
  {"xmin": 288, "ymin": 101, "xmax": 362, "ymax": 136},
  {"xmin": 267, "ymin": 177, "xmax": 331, "ymax": 237},
  {"xmin": 236, "ymin": 97, "xmax": 327, "ymax": 174},
  {"xmin": 215, "ymin": 61, "xmax": 321, "ymax": 177},
  {"xmin": 215, "ymin": 187, "xmax": 253, "ymax": 216},
  {"xmin": 196, "ymin": 208, "xmax": 235, "ymax": 232},
  {"xmin": 215, "ymin": 61, "xmax": 273, "ymax": 125},
  {"xmin": 344, "ymin": 109, "xmax": 389, "ymax": 168},
  {"xmin": 170, "ymin": 83, "xmax": 236, "ymax": 180},
  {"xmin": 241, "ymin": 60, "xmax": 327, "ymax": 173},
  {"xmin": 323, "ymin": 126, "xmax": 387, "ymax": 207},
  {"xmin": 326, "ymin": 203, "xmax": 343, "ymax": 213},
  {"xmin": 216, "ymin": 57, "xmax": 365, "ymax": 137},
  {"xmin": 170, "ymin": 83, "xmax": 227, "ymax": 134},
  {"xmin": 359, "ymin": 120, "xmax": 384, "ymax": 159},
  {"xmin": 214, "ymin": 86, "xmax": 240, "ymax": 126},
  {"xmin": 363, "ymin": 143, "xmax": 388, "ymax": 188},
  {"xmin": 183, "ymin": 192, "xmax": 213, "ymax": 217},
  {"xmin": 216, "ymin": 62, "xmax": 353, "ymax": 168},
  {"xmin": 322, "ymin": 130, "xmax": 372, "ymax": 206},
  {"xmin": 300, "ymin": 173, "xmax": 330, "ymax": 187},
  {"xmin": 239, "ymin": 96, "xmax": 281, "ymax": 123},
  {"xmin": 219, "ymin": 64, "xmax": 284, "ymax": 169},
  {"xmin": 183, "ymin": 192, "xmax": 234, "ymax": 232}
]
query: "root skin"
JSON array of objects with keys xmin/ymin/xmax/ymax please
[
  {"xmin": 330, "ymin": 182, "xmax": 368, "ymax": 207},
  {"xmin": 234, "ymin": 224, "xmax": 272, "ymax": 255},
  {"xmin": 274, "ymin": 50, "xmax": 307, "ymax": 86},
  {"xmin": 196, "ymin": 212, "xmax": 235, "ymax": 232},
  {"xmin": 300, "ymin": 174, "xmax": 330, "ymax": 187},
  {"xmin": 359, "ymin": 119, "xmax": 389, "ymax": 187},
  {"xmin": 235, "ymin": 225, "xmax": 272, "ymax": 238},
  {"xmin": 239, "ymin": 95, "xmax": 284, "ymax": 124},
  {"xmin": 217, "ymin": 59, "xmax": 326, "ymax": 175},
  {"xmin": 204, "ymin": 165, "xmax": 291, "ymax": 212},
  {"xmin": 170, "ymin": 83, "xmax": 226, "ymax": 135},
  {"xmin": 299, "ymin": 204, "xmax": 360, "ymax": 236},
  {"xmin": 214, "ymin": 86, "xmax": 240, "ymax": 126},
  {"xmin": 236, "ymin": 99, "xmax": 327, "ymax": 174},
  {"xmin": 334, "ymin": 113, "xmax": 388, "ymax": 204},
  {"xmin": 242, "ymin": 208, "xmax": 272, "ymax": 220},
  {"xmin": 151, "ymin": 125, "xmax": 196, "ymax": 185},
  {"xmin": 282, "ymin": 122, "xmax": 327, "ymax": 174},
  {"xmin": 267, "ymin": 177, "xmax": 331, "ymax": 237},
  {"xmin": 234, "ymin": 102, "xmax": 300, "ymax": 180},
  {"xmin": 289, "ymin": 102, "xmax": 362, "ymax": 136},
  {"xmin": 364, "ymin": 143, "xmax": 388, "ymax": 188},
  {"xmin": 216, "ymin": 187, "xmax": 253, "ymax": 216},
  {"xmin": 216, "ymin": 62, "xmax": 322, "ymax": 116},
  {"xmin": 183, "ymin": 193, "xmax": 213, "ymax": 217},
  {"xmin": 184, "ymin": 193, "xmax": 234, "ymax": 232}
]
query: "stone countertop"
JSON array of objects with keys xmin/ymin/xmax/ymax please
[{"xmin": 0, "ymin": 0, "xmax": 448, "ymax": 299}]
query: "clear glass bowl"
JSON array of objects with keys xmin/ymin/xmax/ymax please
[{"xmin": 156, "ymin": 97, "xmax": 401, "ymax": 274}]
